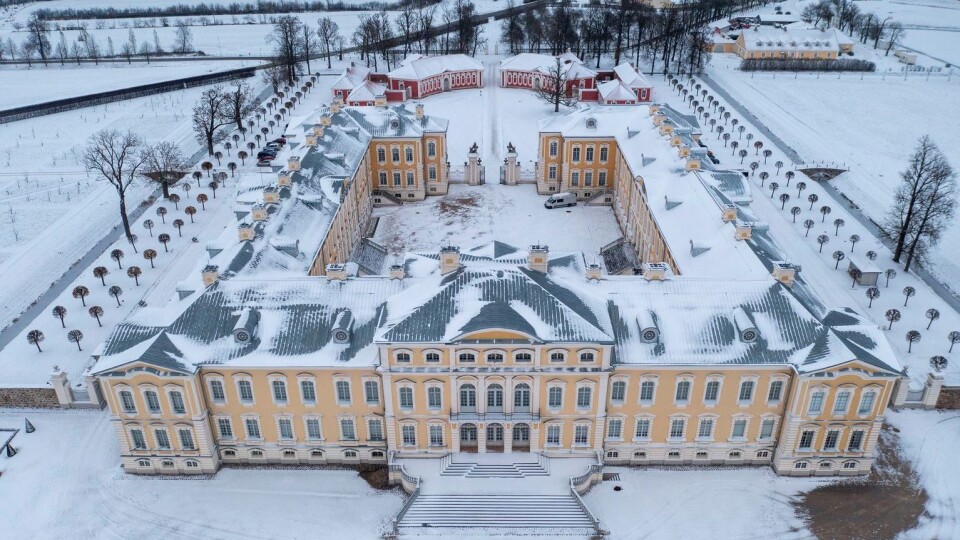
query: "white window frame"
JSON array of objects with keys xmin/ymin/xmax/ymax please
[
  {"xmin": 364, "ymin": 379, "xmax": 380, "ymax": 405},
  {"xmin": 767, "ymin": 377, "xmax": 787, "ymax": 404},
  {"xmin": 166, "ymin": 388, "xmax": 187, "ymax": 415},
  {"xmin": 703, "ymin": 376, "xmax": 723, "ymax": 406},
  {"xmin": 276, "ymin": 415, "xmax": 295, "ymax": 441},
  {"xmin": 304, "ymin": 415, "xmax": 324, "ymax": 441},
  {"xmin": 334, "ymin": 377, "xmax": 352, "ymax": 405},
  {"xmin": 857, "ymin": 388, "xmax": 878, "ymax": 416},
  {"xmin": 234, "ymin": 375, "xmax": 255, "ymax": 405},
  {"xmin": 737, "ymin": 376, "xmax": 758, "ymax": 405},
  {"xmin": 729, "ymin": 415, "xmax": 750, "ymax": 442},
  {"xmin": 638, "ymin": 376, "xmax": 658, "ymax": 405},
  {"xmin": 401, "ymin": 423, "xmax": 417, "ymax": 446},
  {"xmin": 367, "ymin": 417, "xmax": 384, "ymax": 442},
  {"xmin": 269, "ymin": 376, "xmax": 289, "ymax": 405},
  {"xmin": 546, "ymin": 424, "xmax": 562, "ymax": 446},
  {"xmin": 807, "ymin": 388, "xmax": 827, "ymax": 416},
  {"xmin": 426, "ymin": 384, "xmax": 443, "ymax": 410},
  {"xmin": 298, "ymin": 377, "xmax": 317, "ymax": 405},
  {"xmin": 339, "ymin": 416, "xmax": 357, "ymax": 441},
  {"xmin": 547, "ymin": 382, "xmax": 564, "ymax": 410},
  {"xmin": 215, "ymin": 416, "xmax": 234, "ymax": 440},
  {"xmin": 428, "ymin": 423, "xmax": 445, "ymax": 447},
  {"xmin": 178, "ymin": 427, "xmax": 196, "ymax": 450},
  {"xmin": 668, "ymin": 416, "xmax": 687, "ymax": 441},
  {"xmin": 606, "ymin": 417, "xmax": 624, "ymax": 441},
  {"xmin": 573, "ymin": 423, "xmax": 591, "ymax": 446},
  {"xmin": 610, "ymin": 378, "xmax": 627, "ymax": 404},
  {"xmin": 206, "ymin": 376, "xmax": 226, "ymax": 404},
  {"xmin": 243, "ymin": 416, "xmax": 262, "ymax": 440},
  {"xmin": 633, "ymin": 415, "xmax": 653, "ymax": 441},
  {"xmin": 398, "ymin": 385, "xmax": 415, "ymax": 411}
]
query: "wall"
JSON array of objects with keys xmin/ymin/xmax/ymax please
[
  {"xmin": 0, "ymin": 388, "xmax": 59, "ymax": 408},
  {"xmin": 936, "ymin": 386, "xmax": 960, "ymax": 409}
]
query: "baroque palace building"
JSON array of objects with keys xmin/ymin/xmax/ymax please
[{"xmin": 92, "ymin": 98, "xmax": 904, "ymax": 479}]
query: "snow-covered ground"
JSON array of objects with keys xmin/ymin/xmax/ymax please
[
  {"xmin": 887, "ymin": 409, "xmax": 960, "ymax": 539},
  {"xmin": 0, "ymin": 60, "xmax": 261, "ymax": 108},
  {"xmin": 0, "ymin": 74, "xmax": 336, "ymax": 386},
  {"xmin": 0, "ymin": 409, "xmax": 404, "ymax": 539}
]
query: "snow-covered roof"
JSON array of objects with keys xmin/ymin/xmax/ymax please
[
  {"xmin": 499, "ymin": 53, "xmax": 597, "ymax": 79},
  {"xmin": 388, "ymin": 54, "xmax": 483, "ymax": 80},
  {"xmin": 740, "ymin": 27, "xmax": 841, "ymax": 52},
  {"xmin": 346, "ymin": 80, "xmax": 386, "ymax": 102},
  {"xmin": 94, "ymin": 241, "xmax": 901, "ymax": 375},
  {"xmin": 613, "ymin": 63, "xmax": 651, "ymax": 89},
  {"xmin": 597, "ymin": 80, "xmax": 638, "ymax": 103},
  {"xmin": 332, "ymin": 64, "xmax": 372, "ymax": 90}
]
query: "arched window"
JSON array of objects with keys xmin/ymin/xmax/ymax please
[
  {"xmin": 283, "ymin": 450, "xmax": 297, "ymax": 458},
  {"xmin": 396, "ymin": 352, "xmax": 411, "ymax": 363},
  {"xmin": 514, "ymin": 383, "xmax": 531, "ymax": 411},
  {"xmin": 515, "ymin": 352, "xmax": 532, "ymax": 362},
  {"xmin": 137, "ymin": 459, "xmax": 151, "ymax": 467},
  {"xmin": 250, "ymin": 449, "xmax": 264, "ymax": 458},
  {"xmin": 459, "ymin": 353, "xmax": 476, "ymax": 363},
  {"xmin": 675, "ymin": 381, "xmax": 691, "ymax": 401},
  {"xmin": 576, "ymin": 386, "xmax": 592, "ymax": 408},
  {"xmin": 223, "ymin": 449, "xmax": 237, "ymax": 458},
  {"xmin": 427, "ymin": 386, "xmax": 442, "ymax": 409},
  {"xmin": 550, "ymin": 352, "xmax": 565, "ymax": 362},
  {"xmin": 548, "ymin": 387, "xmax": 563, "ymax": 408},
  {"xmin": 487, "ymin": 352, "xmax": 504, "ymax": 363},
  {"xmin": 144, "ymin": 390, "xmax": 161, "ymax": 413},
  {"xmin": 425, "ymin": 352, "xmax": 440, "ymax": 362},
  {"xmin": 398, "ymin": 387, "xmax": 414, "ymax": 409},
  {"xmin": 427, "ymin": 141, "xmax": 436, "ymax": 157},
  {"xmin": 611, "ymin": 381, "xmax": 626, "ymax": 403},
  {"xmin": 344, "ymin": 450, "xmax": 358, "ymax": 458},
  {"xmin": 460, "ymin": 384, "xmax": 477, "ymax": 411},
  {"xmin": 579, "ymin": 352, "xmax": 595, "ymax": 363},
  {"xmin": 310, "ymin": 449, "xmax": 324, "ymax": 458},
  {"xmin": 487, "ymin": 384, "xmax": 504, "ymax": 411}
]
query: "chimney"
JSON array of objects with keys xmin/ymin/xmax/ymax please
[
  {"xmin": 251, "ymin": 204, "xmax": 269, "ymax": 222},
  {"xmin": 331, "ymin": 97, "xmax": 343, "ymax": 113},
  {"xmin": 326, "ymin": 263, "xmax": 349, "ymax": 281},
  {"xmin": 201, "ymin": 265, "xmax": 220, "ymax": 287},
  {"xmin": 771, "ymin": 262, "xmax": 798, "ymax": 287},
  {"xmin": 313, "ymin": 124, "xmax": 324, "ymax": 138},
  {"xmin": 320, "ymin": 114, "xmax": 332, "ymax": 127},
  {"xmin": 439, "ymin": 246, "xmax": 461, "ymax": 275},
  {"xmin": 527, "ymin": 245, "xmax": 549, "ymax": 273},
  {"xmin": 287, "ymin": 155, "xmax": 301, "ymax": 171},
  {"xmin": 305, "ymin": 133, "xmax": 318, "ymax": 147},
  {"xmin": 648, "ymin": 103, "xmax": 661, "ymax": 116},
  {"xmin": 415, "ymin": 103, "xmax": 425, "ymax": 120},
  {"xmin": 278, "ymin": 171, "xmax": 292, "ymax": 186},
  {"xmin": 642, "ymin": 262, "xmax": 669, "ymax": 281},
  {"xmin": 722, "ymin": 203, "xmax": 738, "ymax": 222},
  {"xmin": 586, "ymin": 263, "xmax": 602, "ymax": 281},
  {"xmin": 375, "ymin": 95, "xmax": 388, "ymax": 108},
  {"xmin": 237, "ymin": 222, "xmax": 255, "ymax": 241},
  {"xmin": 389, "ymin": 264, "xmax": 405, "ymax": 280},
  {"xmin": 263, "ymin": 186, "xmax": 280, "ymax": 204},
  {"xmin": 735, "ymin": 220, "xmax": 753, "ymax": 240}
]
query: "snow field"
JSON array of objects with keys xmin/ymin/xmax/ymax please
[
  {"xmin": 0, "ymin": 409, "xmax": 404, "ymax": 539},
  {"xmin": 662, "ymin": 70, "xmax": 960, "ymax": 386}
]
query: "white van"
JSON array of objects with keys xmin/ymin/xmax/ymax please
[{"xmin": 544, "ymin": 192, "xmax": 577, "ymax": 209}]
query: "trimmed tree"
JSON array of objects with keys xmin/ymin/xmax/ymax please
[
  {"xmin": 127, "ymin": 266, "xmax": 143, "ymax": 286},
  {"xmin": 67, "ymin": 329, "xmax": 84, "ymax": 351},
  {"xmin": 866, "ymin": 287, "xmax": 880, "ymax": 308},
  {"xmin": 111, "ymin": 249, "xmax": 124, "ymax": 269},
  {"xmin": 26, "ymin": 329, "xmax": 44, "ymax": 352},
  {"xmin": 108, "ymin": 285, "xmax": 123, "ymax": 307},
  {"xmin": 72, "ymin": 285, "xmax": 90, "ymax": 306},
  {"xmin": 89, "ymin": 305, "xmax": 104, "ymax": 327},
  {"xmin": 143, "ymin": 249, "xmax": 158, "ymax": 268},
  {"xmin": 926, "ymin": 308, "xmax": 940, "ymax": 329},
  {"xmin": 885, "ymin": 308, "xmax": 902, "ymax": 330},
  {"xmin": 93, "ymin": 266, "xmax": 109, "ymax": 286},
  {"xmin": 905, "ymin": 330, "xmax": 921, "ymax": 353},
  {"xmin": 51, "ymin": 305, "xmax": 67, "ymax": 328},
  {"xmin": 903, "ymin": 286, "xmax": 916, "ymax": 306}
]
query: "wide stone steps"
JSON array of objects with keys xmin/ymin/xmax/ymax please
[
  {"xmin": 439, "ymin": 457, "xmax": 549, "ymax": 478},
  {"xmin": 398, "ymin": 495, "xmax": 595, "ymax": 529}
]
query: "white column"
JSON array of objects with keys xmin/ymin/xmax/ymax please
[
  {"xmin": 923, "ymin": 372, "xmax": 944, "ymax": 409},
  {"xmin": 452, "ymin": 424, "xmax": 461, "ymax": 453},
  {"xmin": 504, "ymin": 423, "xmax": 513, "ymax": 454},
  {"xmin": 478, "ymin": 423, "xmax": 487, "ymax": 453}
]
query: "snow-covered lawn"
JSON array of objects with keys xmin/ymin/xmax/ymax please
[
  {"xmin": 0, "ymin": 60, "xmax": 260, "ymax": 108},
  {"xmin": 687, "ymin": 64, "xmax": 960, "ymax": 386},
  {"xmin": 886, "ymin": 409, "xmax": 960, "ymax": 539},
  {"xmin": 0, "ymin": 409, "xmax": 403, "ymax": 539}
]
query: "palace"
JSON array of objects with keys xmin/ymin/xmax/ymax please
[
  {"xmin": 499, "ymin": 52, "xmax": 653, "ymax": 104},
  {"xmin": 92, "ymin": 96, "xmax": 904, "ymax": 481},
  {"xmin": 331, "ymin": 54, "xmax": 484, "ymax": 105}
]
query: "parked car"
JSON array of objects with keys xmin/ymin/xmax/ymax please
[
  {"xmin": 544, "ymin": 192, "xmax": 577, "ymax": 209},
  {"xmin": 272, "ymin": 137, "xmax": 287, "ymax": 145},
  {"xmin": 257, "ymin": 150, "xmax": 277, "ymax": 159},
  {"xmin": 256, "ymin": 159, "xmax": 273, "ymax": 167}
]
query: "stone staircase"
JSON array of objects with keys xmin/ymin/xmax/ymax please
[
  {"xmin": 439, "ymin": 454, "xmax": 549, "ymax": 478},
  {"xmin": 397, "ymin": 494, "xmax": 596, "ymax": 530}
]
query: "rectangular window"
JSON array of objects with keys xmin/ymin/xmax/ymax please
[
  {"xmin": 377, "ymin": 147, "xmax": 386, "ymax": 162},
  {"xmin": 217, "ymin": 418, "xmax": 233, "ymax": 438},
  {"xmin": 547, "ymin": 425, "xmax": 561, "ymax": 445},
  {"xmin": 131, "ymin": 429, "xmax": 147, "ymax": 450},
  {"xmin": 698, "ymin": 418, "xmax": 714, "ymax": 438},
  {"xmin": 277, "ymin": 418, "xmax": 293, "ymax": 439},
  {"xmin": 428, "ymin": 166, "xmax": 437, "ymax": 180},
  {"xmin": 584, "ymin": 171, "xmax": 593, "ymax": 186},
  {"xmin": 760, "ymin": 418, "xmax": 775, "ymax": 439},
  {"xmin": 379, "ymin": 171, "xmax": 387, "ymax": 186},
  {"xmin": 364, "ymin": 381, "xmax": 379, "ymax": 404},
  {"xmin": 571, "ymin": 171, "xmax": 580, "ymax": 186},
  {"xmin": 429, "ymin": 425, "xmax": 444, "ymax": 446},
  {"xmin": 368, "ymin": 419, "xmax": 384, "ymax": 441},
  {"xmin": 169, "ymin": 392, "xmax": 186, "ymax": 414},
  {"xmin": 598, "ymin": 171, "xmax": 607, "ymax": 186},
  {"xmin": 848, "ymin": 431, "xmax": 864, "ymax": 451},
  {"xmin": 675, "ymin": 381, "xmax": 690, "ymax": 402},
  {"xmin": 824, "ymin": 430, "xmax": 840, "ymax": 450},
  {"xmin": 574, "ymin": 425, "xmax": 589, "ymax": 445},
  {"xmin": 548, "ymin": 387, "xmax": 563, "ymax": 408},
  {"xmin": 833, "ymin": 391, "xmax": 850, "ymax": 414},
  {"xmin": 732, "ymin": 419, "xmax": 747, "ymax": 438},
  {"xmin": 549, "ymin": 141, "xmax": 558, "ymax": 157},
  {"xmin": 428, "ymin": 387, "xmax": 442, "ymax": 409},
  {"xmin": 336, "ymin": 381, "xmax": 351, "ymax": 404},
  {"xmin": 858, "ymin": 393, "xmax": 875, "ymax": 414},
  {"xmin": 738, "ymin": 381, "xmax": 754, "ymax": 402},
  {"xmin": 799, "ymin": 430, "xmax": 815, "ymax": 449},
  {"xmin": 245, "ymin": 418, "xmax": 261, "ymax": 439},
  {"xmin": 210, "ymin": 381, "xmax": 225, "ymax": 402},
  {"xmin": 306, "ymin": 418, "xmax": 322, "ymax": 439},
  {"xmin": 391, "ymin": 148, "xmax": 400, "ymax": 162},
  {"xmin": 611, "ymin": 381, "xmax": 626, "ymax": 402},
  {"xmin": 120, "ymin": 391, "xmax": 137, "ymax": 413},
  {"xmin": 272, "ymin": 380, "xmax": 288, "ymax": 402},
  {"xmin": 669, "ymin": 419, "xmax": 685, "ymax": 439},
  {"xmin": 405, "ymin": 147, "xmax": 414, "ymax": 163},
  {"xmin": 238, "ymin": 380, "xmax": 254, "ymax": 402},
  {"xmin": 600, "ymin": 147, "xmax": 609, "ymax": 161},
  {"xmin": 572, "ymin": 147, "xmax": 581, "ymax": 162},
  {"xmin": 340, "ymin": 419, "xmax": 356, "ymax": 440},
  {"xmin": 401, "ymin": 425, "xmax": 416, "ymax": 446},
  {"xmin": 145, "ymin": 391, "xmax": 161, "ymax": 413},
  {"xmin": 393, "ymin": 172, "xmax": 401, "ymax": 186},
  {"xmin": 808, "ymin": 392, "xmax": 825, "ymax": 415},
  {"xmin": 576, "ymin": 387, "xmax": 592, "ymax": 408},
  {"xmin": 406, "ymin": 171, "xmax": 415, "ymax": 186},
  {"xmin": 178, "ymin": 428, "xmax": 195, "ymax": 450},
  {"xmin": 399, "ymin": 387, "xmax": 414, "ymax": 409},
  {"xmin": 585, "ymin": 147, "xmax": 594, "ymax": 162},
  {"xmin": 301, "ymin": 381, "xmax": 316, "ymax": 403},
  {"xmin": 155, "ymin": 429, "xmax": 171, "ymax": 450},
  {"xmin": 608, "ymin": 419, "xmax": 622, "ymax": 439},
  {"xmin": 704, "ymin": 381, "xmax": 719, "ymax": 402},
  {"xmin": 768, "ymin": 381, "xmax": 783, "ymax": 402},
  {"xmin": 548, "ymin": 166, "xmax": 557, "ymax": 180},
  {"xmin": 635, "ymin": 419, "xmax": 650, "ymax": 438},
  {"xmin": 640, "ymin": 381, "xmax": 655, "ymax": 402}
]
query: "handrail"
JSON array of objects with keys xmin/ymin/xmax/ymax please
[
  {"xmin": 392, "ymin": 485, "xmax": 421, "ymax": 533},
  {"xmin": 569, "ymin": 480, "xmax": 601, "ymax": 531}
]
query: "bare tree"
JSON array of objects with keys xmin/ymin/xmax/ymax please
[
  {"xmin": 267, "ymin": 15, "xmax": 304, "ymax": 86},
  {"xmin": 301, "ymin": 22, "xmax": 317, "ymax": 74},
  {"xmin": 141, "ymin": 141, "xmax": 189, "ymax": 199},
  {"xmin": 535, "ymin": 56, "xmax": 578, "ymax": 113},
  {"xmin": 68, "ymin": 329, "xmax": 84, "ymax": 351},
  {"xmin": 317, "ymin": 17, "xmax": 341, "ymax": 70},
  {"xmin": 89, "ymin": 306, "xmax": 104, "ymax": 327},
  {"xmin": 82, "ymin": 130, "xmax": 145, "ymax": 241},
  {"xmin": 224, "ymin": 79, "xmax": 256, "ymax": 132},
  {"xmin": 192, "ymin": 86, "xmax": 232, "ymax": 155},
  {"xmin": 173, "ymin": 21, "xmax": 193, "ymax": 54},
  {"xmin": 25, "ymin": 13, "xmax": 51, "ymax": 65},
  {"xmin": 26, "ymin": 329, "xmax": 44, "ymax": 352},
  {"xmin": 51, "ymin": 305, "xmax": 67, "ymax": 328},
  {"xmin": 884, "ymin": 22, "xmax": 905, "ymax": 56}
]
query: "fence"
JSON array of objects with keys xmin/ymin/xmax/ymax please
[{"xmin": 0, "ymin": 66, "xmax": 256, "ymax": 124}]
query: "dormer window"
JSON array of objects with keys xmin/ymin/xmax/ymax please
[
  {"xmin": 459, "ymin": 353, "xmax": 476, "ymax": 363},
  {"xmin": 579, "ymin": 352, "xmax": 595, "ymax": 363},
  {"xmin": 487, "ymin": 353, "xmax": 504, "ymax": 363},
  {"xmin": 550, "ymin": 352, "xmax": 565, "ymax": 362},
  {"xmin": 396, "ymin": 352, "xmax": 411, "ymax": 363}
]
